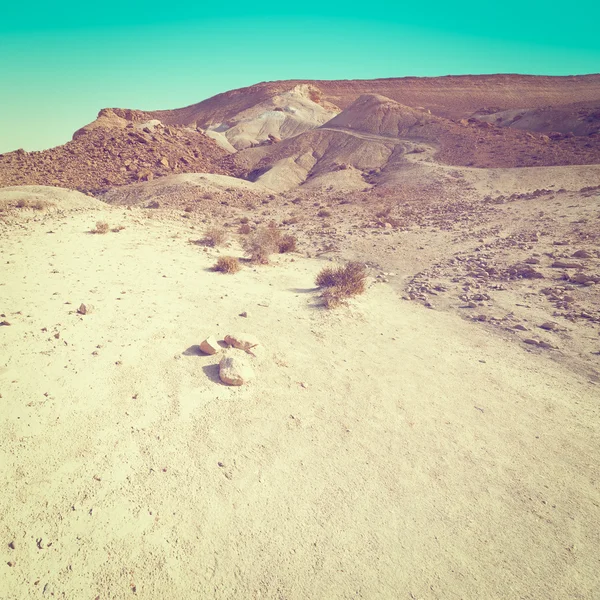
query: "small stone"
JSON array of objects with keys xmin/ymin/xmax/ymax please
[
  {"xmin": 0, "ymin": 321, "xmax": 11, "ymax": 326},
  {"xmin": 523, "ymin": 339, "xmax": 540, "ymax": 346},
  {"xmin": 77, "ymin": 303, "xmax": 94, "ymax": 315},
  {"xmin": 572, "ymin": 250, "xmax": 591, "ymax": 259},
  {"xmin": 200, "ymin": 336, "xmax": 220, "ymax": 355},
  {"xmin": 570, "ymin": 273, "xmax": 596, "ymax": 284},
  {"xmin": 538, "ymin": 341, "xmax": 555, "ymax": 349},
  {"xmin": 239, "ymin": 311, "xmax": 249, "ymax": 318},
  {"xmin": 540, "ymin": 322, "xmax": 558, "ymax": 331},
  {"xmin": 551, "ymin": 261, "xmax": 583, "ymax": 269},
  {"xmin": 219, "ymin": 352, "xmax": 254, "ymax": 386},
  {"xmin": 224, "ymin": 333, "xmax": 260, "ymax": 355}
]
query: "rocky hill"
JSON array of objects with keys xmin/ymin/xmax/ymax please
[
  {"xmin": 230, "ymin": 93, "xmax": 600, "ymax": 191},
  {"xmin": 1, "ymin": 74, "xmax": 599, "ymax": 194},
  {"xmin": 0, "ymin": 113, "xmax": 233, "ymax": 194},
  {"xmin": 145, "ymin": 74, "xmax": 600, "ymax": 124}
]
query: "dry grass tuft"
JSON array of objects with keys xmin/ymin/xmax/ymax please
[
  {"xmin": 15, "ymin": 198, "xmax": 49, "ymax": 210},
  {"xmin": 238, "ymin": 223, "xmax": 252, "ymax": 235},
  {"xmin": 315, "ymin": 262, "xmax": 367, "ymax": 308},
  {"xmin": 111, "ymin": 225, "xmax": 125, "ymax": 232},
  {"xmin": 278, "ymin": 234, "xmax": 297, "ymax": 253},
  {"xmin": 203, "ymin": 226, "xmax": 228, "ymax": 247},
  {"xmin": 213, "ymin": 256, "xmax": 241, "ymax": 274},
  {"xmin": 92, "ymin": 221, "xmax": 110, "ymax": 234},
  {"xmin": 242, "ymin": 227, "xmax": 281, "ymax": 264}
]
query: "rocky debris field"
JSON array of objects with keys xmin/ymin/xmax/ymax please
[{"xmin": 0, "ymin": 121, "xmax": 233, "ymax": 194}]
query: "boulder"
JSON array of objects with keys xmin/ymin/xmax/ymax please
[{"xmin": 219, "ymin": 352, "xmax": 254, "ymax": 386}]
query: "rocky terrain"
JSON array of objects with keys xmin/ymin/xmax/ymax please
[
  {"xmin": 0, "ymin": 114, "xmax": 232, "ymax": 194},
  {"xmin": 1, "ymin": 74, "xmax": 600, "ymax": 599},
  {"xmin": 2, "ymin": 74, "xmax": 600, "ymax": 194}
]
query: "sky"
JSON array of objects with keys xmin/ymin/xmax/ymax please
[{"xmin": 1, "ymin": 0, "xmax": 599, "ymax": 153}]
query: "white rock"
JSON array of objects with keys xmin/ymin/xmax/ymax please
[
  {"xmin": 224, "ymin": 333, "xmax": 260, "ymax": 354},
  {"xmin": 219, "ymin": 352, "xmax": 254, "ymax": 386},
  {"xmin": 200, "ymin": 336, "xmax": 220, "ymax": 355}
]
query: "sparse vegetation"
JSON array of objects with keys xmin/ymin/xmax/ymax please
[
  {"xmin": 213, "ymin": 256, "xmax": 241, "ymax": 274},
  {"xmin": 92, "ymin": 221, "xmax": 110, "ymax": 234},
  {"xmin": 238, "ymin": 223, "xmax": 252, "ymax": 235},
  {"xmin": 375, "ymin": 205, "xmax": 392, "ymax": 219},
  {"xmin": 278, "ymin": 234, "xmax": 297, "ymax": 253},
  {"xmin": 15, "ymin": 198, "xmax": 49, "ymax": 210},
  {"xmin": 202, "ymin": 226, "xmax": 228, "ymax": 247},
  {"xmin": 316, "ymin": 262, "xmax": 367, "ymax": 308},
  {"xmin": 242, "ymin": 226, "xmax": 281, "ymax": 264}
]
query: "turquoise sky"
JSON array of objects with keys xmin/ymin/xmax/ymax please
[{"xmin": 1, "ymin": 0, "xmax": 599, "ymax": 153}]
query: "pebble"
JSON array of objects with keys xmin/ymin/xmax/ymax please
[{"xmin": 77, "ymin": 303, "xmax": 94, "ymax": 315}]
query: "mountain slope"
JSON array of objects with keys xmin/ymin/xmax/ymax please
[
  {"xmin": 232, "ymin": 93, "xmax": 600, "ymax": 191},
  {"xmin": 144, "ymin": 74, "xmax": 600, "ymax": 125},
  {"xmin": 0, "ymin": 118, "xmax": 233, "ymax": 193}
]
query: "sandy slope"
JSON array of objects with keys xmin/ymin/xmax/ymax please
[{"xmin": 1, "ymin": 206, "xmax": 599, "ymax": 599}]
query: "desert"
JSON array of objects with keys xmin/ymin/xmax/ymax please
[{"xmin": 1, "ymin": 72, "xmax": 599, "ymax": 599}]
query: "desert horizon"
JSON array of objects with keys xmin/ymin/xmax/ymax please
[{"xmin": 2, "ymin": 2, "xmax": 600, "ymax": 598}]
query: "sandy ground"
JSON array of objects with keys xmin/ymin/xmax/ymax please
[{"xmin": 1, "ymin": 205, "xmax": 599, "ymax": 599}]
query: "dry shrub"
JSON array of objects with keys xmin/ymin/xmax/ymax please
[
  {"xmin": 238, "ymin": 223, "xmax": 252, "ymax": 235},
  {"xmin": 15, "ymin": 198, "xmax": 48, "ymax": 210},
  {"xmin": 317, "ymin": 208, "xmax": 331, "ymax": 218},
  {"xmin": 315, "ymin": 262, "xmax": 367, "ymax": 308},
  {"xmin": 242, "ymin": 227, "xmax": 281, "ymax": 264},
  {"xmin": 93, "ymin": 221, "xmax": 110, "ymax": 234},
  {"xmin": 375, "ymin": 205, "xmax": 392, "ymax": 219},
  {"xmin": 278, "ymin": 234, "xmax": 297, "ymax": 253},
  {"xmin": 213, "ymin": 256, "xmax": 241, "ymax": 274},
  {"xmin": 111, "ymin": 225, "xmax": 125, "ymax": 232},
  {"xmin": 203, "ymin": 226, "xmax": 227, "ymax": 247}
]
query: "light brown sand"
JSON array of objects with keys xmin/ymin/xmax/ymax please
[{"xmin": 1, "ymin": 205, "xmax": 599, "ymax": 599}]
